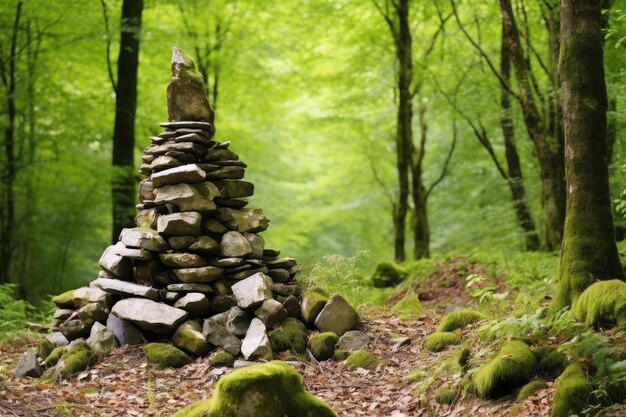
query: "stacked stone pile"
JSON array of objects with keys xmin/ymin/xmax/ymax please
[{"xmin": 21, "ymin": 48, "xmax": 362, "ymax": 378}]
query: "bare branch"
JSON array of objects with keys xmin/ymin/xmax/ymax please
[{"xmin": 99, "ymin": 0, "xmax": 117, "ymax": 93}]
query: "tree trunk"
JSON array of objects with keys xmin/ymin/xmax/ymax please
[
  {"xmin": 554, "ymin": 0, "xmax": 625, "ymax": 309},
  {"xmin": 111, "ymin": 0, "xmax": 143, "ymax": 243},
  {"xmin": 499, "ymin": 23, "xmax": 540, "ymax": 251},
  {"xmin": 410, "ymin": 103, "xmax": 430, "ymax": 259},
  {"xmin": 500, "ymin": 0, "xmax": 565, "ymax": 251},
  {"xmin": 391, "ymin": 0, "xmax": 413, "ymax": 263}
]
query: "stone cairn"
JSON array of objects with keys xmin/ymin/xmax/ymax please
[{"xmin": 42, "ymin": 48, "xmax": 361, "ymax": 368}]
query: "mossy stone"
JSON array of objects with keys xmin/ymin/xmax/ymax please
[
  {"xmin": 301, "ymin": 287, "xmax": 328, "ymax": 325},
  {"xmin": 172, "ymin": 321, "xmax": 212, "ymax": 357},
  {"xmin": 517, "ymin": 379, "xmax": 548, "ymax": 401},
  {"xmin": 37, "ymin": 338, "xmax": 55, "ymax": 360},
  {"xmin": 333, "ymin": 349, "xmax": 348, "ymax": 361},
  {"xmin": 209, "ymin": 351, "xmax": 235, "ymax": 367},
  {"xmin": 346, "ymin": 350, "xmax": 378, "ymax": 370},
  {"xmin": 573, "ymin": 279, "xmax": 626, "ymax": 328},
  {"xmin": 45, "ymin": 346, "xmax": 67, "ymax": 366},
  {"xmin": 52, "ymin": 290, "xmax": 75, "ymax": 309},
  {"xmin": 269, "ymin": 318, "xmax": 308, "ymax": 354},
  {"xmin": 172, "ymin": 361, "xmax": 337, "ymax": 417},
  {"xmin": 434, "ymin": 387, "xmax": 456, "ymax": 405},
  {"xmin": 371, "ymin": 262, "xmax": 408, "ymax": 288},
  {"xmin": 550, "ymin": 364, "xmax": 592, "ymax": 417},
  {"xmin": 474, "ymin": 340, "xmax": 536, "ymax": 399},
  {"xmin": 308, "ymin": 332, "xmax": 339, "ymax": 361},
  {"xmin": 534, "ymin": 346, "xmax": 568, "ymax": 379},
  {"xmin": 424, "ymin": 332, "xmax": 459, "ymax": 352},
  {"xmin": 437, "ymin": 309, "xmax": 486, "ymax": 332},
  {"xmin": 144, "ymin": 343, "xmax": 193, "ymax": 369},
  {"xmin": 57, "ymin": 340, "xmax": 96, "ymax": 377}
]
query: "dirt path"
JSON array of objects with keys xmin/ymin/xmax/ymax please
[{"xmin": 0, "ymin": 312, "xmax": 553, "ymax": 417}]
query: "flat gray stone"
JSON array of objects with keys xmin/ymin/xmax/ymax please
[
  {"xmin": 202, "ymin": 319, "xmax": 242, "ymax": 356},
  {"xmin": 225, "ymin": 306, "xmax": 253, "ymax": 337},
  {"xmin": 214, "ymin": 208, "xmax": 269, "ymax": 233},
  {"xmin": 106, "ymin": 313, "xmax": 144, "ymax": 345},
  {"xmin": 220, "ymin": 231, "xmax": 252, "ymax": 258},
  {"xmin": 150, "ymin": 155, "xmax": 182, "ymax": 171},
  {"xmin": 73, "ymin": 287, "xmax": 113, "ymax": 309},
  {"xmin": 266, "ymin": 257, "xmax": 297, "ymax": 269},
  {"xmin": 231, "ymin": 273, "xmax": 273, "ymax": 309},
  {"xmin": 174, "ymin": 293, "xmax": 210, "ymax": 317},
  {"xmin": 314, "ymin": 293, "xmax": 360, "ymax": 336},
  {"xmin": 15, "ymin": 351, "xmax": 42, "ymax": 378},
  {"xmin": 87, "ymin": 322, "xmax": 118, "ymax": 356},
  {"xmin": 46, "ymin": 332, "xmax": 69, "ymax": 347},
  {"xmin": 188, "ymin": 235, "xmax": 220, "ymax": 256},
  {"xmin": 153, "ymin": 183, "xmax": 216, "ymax": 214},
  {"xmin": 92, "ymin": 278, "xmax": 158, "ymax": 300},
  {"xmin": 166, "ymin": 283, "xmax": 214, "ymax": 293},
  {"xmin": 119, "ymin": 228, "xmax": 168, "ymax": 252},
  {"xmin": 173, "ymin": 266, "xmax": 224, "ymax": 283},
  {"xmin": 152, "ymin": 164, "xmax": 206, "ymax": 187},
  {"xmin": 54, "ymin": 309, "xmax": 74, "ymax": 321},
  {"xmin": 241, "ymin": 318, "xmax": 272, "ymax": 361},
  {"xmin": 59, "ymin": 316, "xmax": 91, "ymax": 340},
  {"xmin": 98, "ymin": 243, "xmax": 133, "ymax": 279},
  {"xmin": 254, "ymin": 299, "xmax": 288, "ymax": 328},
  {"xmin": 111, "ymin": 298, "xmax": 189, "ymax": 334},
  {"xmin": 114, "ymin": 243, "xmax": 154, "ymax": 261},
  {"xmin": 202, "ymin": 218, "xmax": 229, "ymax": 234},
  {"xmin": 338, "ymin": 330, "xmax": 370, "ymax": 352},
  {"xmin": 267, "ymin": 268, "xmax": 290, "ymax": 283},
  {"xmin": 213, "ymin": 180, "xmax": 254, "ymax": 198},
  {"xmin": 77, "ymin": 302, "xmax": 109, "ymax": 326},
  {"xmin": 157, "ymin": 212, "xmax": 202, "ymax": 236},
  {"xmin": 160, "ymin": 252, "xmax": 206, "ymax": 268}
]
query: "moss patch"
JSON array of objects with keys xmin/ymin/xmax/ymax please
[
  {"xmin": 437, "ymin": 309, "xmax": 486, "ymax": 332},
  {"xmin": 45, "ymin": 346, "xmax": 67, "ymax": 366},
  {"xmin": 57, "ymin": 340, "xmax": 96, "ymax": 377},
  {"xmin": 434, "ymin": 387, "xmax": 456, "ymax": 405},
  {"xmin": 308, "ymin": 332, "xmax": 338, "ymax": 361},
  {"xmin": 372, "ymin": 262, "xmax": 408, "ymax": 288},
  {"xmin": 172, "ymin": 361, "xmax": 337, "ymax": 417},
  {"xmin": 52, "ymin": 290, "xmax": 75, "ymax": 309},
  {"xmin": 269, "ymin": 318, "xmax": 308, "ymax": 354},
  {"xmin": 333, "ymin": 349, "xmax": 348, "ymax": 361},
  {"xmin": 474, "ymin": 340, "xmax": 536, "ymax": 399},
  {"xmin": 209, "ymin": 352, "xmax": 235, "ymax": 367},
  {"xmin": 346, "ymin": 350, "xmax": 378, "ymax": 370},
  {"xmin": 144, "ymin": 343, "xmax": 193, "ymax": 369},
  {"xmin": 37, "ymin": 339, "xmax": 54, "ymax": 360},
  {"xmin": 534, "ymin": 346, "xmax": 568, "ymax": 379},
  {"xmin": 517, "ymin": 379, "xmax": 548, "ymax": 401},
  {"xmin": 550, "ymin": 364, "xmax": 592, "ymax": 417},
  {"xmin": 424, "ymin": 332, "xmax": 459, "ymax": 352},
  {"xmin": 392, "ymin": 292, "xmax": 422, "ymax": 319},
  {"xmin": 573, "ymin": 279, "xmax": 626, "ymax": 328},
  {"xmin": 406, "ymin": 369, "xmax": 424, "ymax": 382}
]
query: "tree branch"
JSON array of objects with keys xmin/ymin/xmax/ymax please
[{"xmin": 99, "ymin": 0, "xmax": 116, "ymax": 93}]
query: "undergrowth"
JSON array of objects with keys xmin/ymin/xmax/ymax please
[{"xmin": 0, "ymin": 283, "xmax": 53, "ymax": 344}]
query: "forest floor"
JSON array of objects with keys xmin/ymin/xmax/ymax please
[{"xmin": 0, "ymin": 261, "xmax": 558, "ymax": 417}]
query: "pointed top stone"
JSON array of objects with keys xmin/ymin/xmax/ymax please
[{"xmin": 167, "ymin": 47, "xmax": 215, "ymax": 125}]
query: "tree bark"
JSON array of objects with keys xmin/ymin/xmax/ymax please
[
  {"xmin": 499, "ymin": 23, "xmax": 540, "ymax": 251},
  {"xmin": 499, "ymin": 0, "xmax": 565, "ymax": 251},
  {"xmin": 411, "ymin": 103, "xmax": 429, "ymax": 259},
  {"xmin": 111, "ymin": 0, "xmax": 143, "ymax": 243},
  {"xmin": 554, "ymin": 0, "xmax": 625, "ymax": 309}
]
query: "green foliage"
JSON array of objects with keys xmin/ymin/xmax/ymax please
[
  {"xmin": 573, "ymin": 280, "xmax": 626, "ymax": 328},
  {"xmin": 308, "ymin": 332, "xmax": 339, "ymax": 361},
  {"xmin": 346, "ymin": 350, "xmax": 378, "ymax": 370},
  {"xmin": 424, "ymin": 332, "xmax": 459, "ymax": 352},
  {"xmin": 0, "ymin": 284, "xmax": 52, "ymax": 341},
  {"xmin": 437, "ymin": 309, "xmax": 486, "ymax": 332},
  {"xmin": 473, "ymin": 340, "xmax": 537, "ymax": 399},
  {"xmin": 516, "ymin": 379, "xmax": 548, "ymax": 401},
  {"xmin": 144, "ymin": 343, "xmax": 193, "ymax": 369},
  {"xmin": 550, "ymin": 364, "xmax": 592, "ymax": 417},
  {"xmin": 371, "ymin": 262, "xmax": 408, "ymax": 288},
  {"xmin": 434, "ymin": 387, "xmax": 456, "ymax": 405},
  {"xmin": 269, "ymin": 318, "xmax": 308, "ymax": 354},
  {"xmin": 172, "ymin": 361, "xmax": 337, "ymax": 417}
]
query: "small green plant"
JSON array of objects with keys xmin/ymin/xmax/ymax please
[{"xmin": 466, "ymin": 274, "xmax": 508, "ymax": 309}]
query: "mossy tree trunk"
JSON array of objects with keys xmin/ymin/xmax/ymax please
[
  {"xmin": 111, "ymin": 0, "xmax": 143, "ymax": 243},
  {"xmin": 554, "ymin": 0, "xmax": 625, "ymax": 309}
]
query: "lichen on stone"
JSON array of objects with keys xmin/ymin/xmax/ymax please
[
  {"xmin": 144, "ymin": 343, "xmax": 193, "ymax": 369},
  {"xmin": 308, "ymin": 332, "xmax": 339, "ymax": 361},
  {"xmin": 473, "ymin": 340, "xmax": 536, "ymax": 399},
  {"xmin": 172, "ymin": 361, "xmax": 337, "ymax": 417},
  {"xmin": 424, "ymin": 332, "xmax": 459, "ymax": 352},
  {"xmin": 573, "ymin": 279, "xmax": 626, "ymax": 328},
  {"xmin": 437, "ymin": 309, "xmax": 486, "ymax": 332},
  {"xmin": 550, "ymin": 363, "xmax": 592, "ymax": 417}
]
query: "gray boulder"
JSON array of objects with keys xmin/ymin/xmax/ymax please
[
  {"xmin": 60, "ymin": 316, "xmax": 91, "ymax": 340},
  {"xmin": 241, "ymin": 318, "xmax": 272, "ymax": 361},
  {"xmin": 243, "ymin": 233, "xmax": 265, "ymax": 259},
  {"xmin": 152, "ymin": 164, "xmax": 207, "ymax": 187},
  {"xmin": 213, "ymin": 180, "xmax": 254, "ymax": 198},
  {"xmin": 153, "ymin": 183, "xmax": 216, "ymax": 214},
  {"xmin": 46, "ymin": 332, "xmax": 69, "ymax": 347},
  {"xmin": 73, "ymin": 287, "xmax": 112, "ymax": 309},
  {"xmin": 174, "ymin": 293, "xmax": 210, "ymax": 317},
  {"xmin": 15, "ymin": 351, "xmax": 42, "ymax": 378},
  {"xmin": 314, "ymin": 293, "xmax": 360, "ymax": 336},
  {"xmin": 255, "ymin": 299, "xmax": 288, "ymax": 328},
  {"xmin": 225, "ymin": 306, "xmax": 253, "ymax": 337},
  {"xmin": 188, "ymin": 235, "xmax": 220, "ymax": 256},
  {"xmin": 202, "ymin": 319, "xmax": 242, "ymax": 356},
  {"xmin": 98, "ymin": 243, "xmax": 133, "ymax": 279},
  {"xmin": 87, "ymin": 322, "xmax": 118, "ymax": 356},
  {"xmin": 220, "ymin": 231, "xmax": 252, "ymax": 258},
  {"xmin": 231, "ymin": 273, "xmax": 273, "ymax": 309},
  {"xmin": 157, "ymin": 212, "xmax": 202, "ymax": 236},
  {"xmin": 214, "ymin": 208, "xmax": 269, "ymax": 233},
  {"xmin": 111, "ymin": 298, "xmax": 189, "ymax": 334},
  {"xmin": 338, "ymin": 330, "xmax": 370, "ymax": 352},
  {"xmin": 106, "ymin": 313, "xmax": 144, "ymax": 345},
  {"xmin": 92, "ymin": 278, "xmax": 158, "ymax": 300},
  {"xmin": 172, "ymin": 320, "xmax": 212, "ymax": 357},
  {"xmin": 119, "ymin": 227, "xmax": 168, "ymax": 252},
  {"xmin": 166, "ymin": 283, "xmax": 214, "ymax": 293},
  {"xmin": 77, "ymin": 302, "xmax": 109, "ymax": 326}
]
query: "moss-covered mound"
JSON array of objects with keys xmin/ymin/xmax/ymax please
[
  {"xmin": 573, "ymin": 279, "xmax": 626, "ymax": 328},
  {"xmin": 534, "ymin": 346, "xmax": 568, "ymax": 379},
  {"xmin": 474, "ymin": 340, "xmax": 536, "ymax": 399},
  {"xmin": 45, "ymin": 346, "xmax": 67, "ymax": 366},
  {"xmin": 144, "ymin": 343, "xmax": 193, "ymax": 369},
  {"xmin": 550, "ymin": 363, "xmax": 592, "ymax": 417},
  {"xmin": 172, "ymin": 361, "xmax": 337, "ymax": 417},
  {"xmin": 434, "ymin": 387, "xmax": 456, "ymax": 405},
  {"xmin": 424, "ymin": 332, "xmax": 459, "ymax": 352},
  {"xmin": 392, "ymin": 292, "xmax": 422, "ymax": 319},
  {"xmin": 346, "ymin": 350, "xmax": 378, "ymax": 370},
  {"xmin": 269, "ymin": 318, "xmax": 308, "ymax": 354},
  {"xmin": 372, "ymin": 262, "xmax": 408, "ymax": 288},
  {"xmin": 308, "ymin": 332, "xmax": 339, "ymax": 361},
  {"xmin": 56, "ymin": 340, "xmax": 96, "ymax": 377},
  {"xmin": 37, "ymin": 339, "xmax": 55, "ymax": 360},
  {"xmin": 437, "ymin": 309, "xmax": 486, "ymax": 332},
  {"xmin": 209, "ymin": 352, "xmax": 235, "ymax": 367},
  {"xmin": 517, "ymin": 379, "xmax": 548, "ymax": 401}
]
